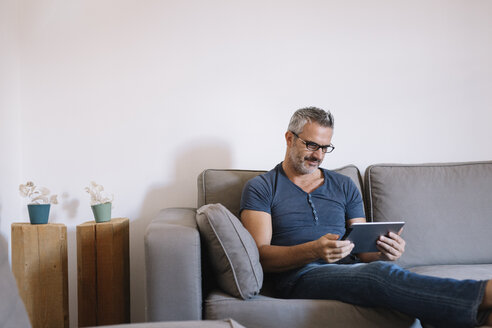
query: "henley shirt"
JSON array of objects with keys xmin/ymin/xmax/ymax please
[{"xmin": 240, "ymin": 163, "xmax": 365, "ymax": 247}]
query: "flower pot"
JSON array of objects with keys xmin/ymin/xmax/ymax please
[
  {"xmin": 91, "ymin": 202, "xmax": 112, "ymax": 223},
  {"xmin": 28, "ymin": 204, "xmax": 51, "ymax": 224}
]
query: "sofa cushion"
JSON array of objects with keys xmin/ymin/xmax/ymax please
[
  {"xmin": 196, "ymin": 203, "xmax": 263, "ymax": 299},
  {"xmin": 198, "ymin": 170, "xmax": 267, "ymax": 217},
  {"xmin": 408, "ymin": 264, "xmax": 492, "ymax": 281},
  {"xmin": 365, "ymin": 161, "xmax": 492, "ymax": 268},
  {"xmin": 96, "ymin": 318, "xmax": 246, "ymax": 328},
  {"xmin": 204, "ymin": 289, "xmax": 418, "ymax": 328}
]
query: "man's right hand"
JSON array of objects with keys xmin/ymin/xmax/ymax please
[{"xmin": 314, "ymin": 233, "xmax": 354, "ymax": 263}]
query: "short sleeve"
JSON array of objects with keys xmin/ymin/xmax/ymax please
[
  {"xmin": 344, "ymin": 179, "xmax": 365, "ymax": 220},
  {"xmin": 240, "ymin": 176, "xmax": 272, "ymax": 215}
]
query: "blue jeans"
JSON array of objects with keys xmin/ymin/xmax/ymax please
[{"xmin": 275, "ymin": 261, "xmax": 488, "ymax": 328}]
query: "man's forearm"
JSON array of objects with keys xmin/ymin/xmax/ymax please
[{"xmin": 258, "ymin": 242, "xmax": 319, "ymax": 272}]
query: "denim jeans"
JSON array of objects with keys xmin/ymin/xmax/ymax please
[{"xmin": 275, "ymin": 260, "xmax": 488, "ymax": 328}]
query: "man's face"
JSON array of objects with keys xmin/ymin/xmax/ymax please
[{"xmin": 287, "ymin": 122, "xmax": 333, "ymax": 175}]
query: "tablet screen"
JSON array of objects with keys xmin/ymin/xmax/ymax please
[{"xmin": 342, "ymin": 221, "xmax": 405, "ymax": 253}]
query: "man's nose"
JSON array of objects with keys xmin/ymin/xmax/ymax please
[{"xmin": 312, "ymin": 148, "xmax": 324, "ymax": 158}]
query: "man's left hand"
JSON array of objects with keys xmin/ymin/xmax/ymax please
[{"xmin": 376, "ymin": 231, "xmax": 406, "ymax": 261}]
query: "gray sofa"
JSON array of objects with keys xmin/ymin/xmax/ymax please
[{"xmin": 145, "ymin": 161, "xmax": 492, "ymax": 328}]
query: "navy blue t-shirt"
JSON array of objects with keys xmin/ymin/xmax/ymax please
[{"xmin": 240, "ymin": 163, "xmax": 365, "ymax": 247}]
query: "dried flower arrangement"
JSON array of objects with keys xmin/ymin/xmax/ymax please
[
  {"xmin": 19, "ymin": 181, "xmax": 58, "ymax": 205},
  {"xmin": 85, "ymin": 181, "xmax": 113, "ymax": 223},
  {"xmin": 85, "ymin": 181, "xmax": 114, "ymax": 206}
]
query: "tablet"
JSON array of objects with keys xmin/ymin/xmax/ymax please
[{"xmin": 342, "ymin": 221, "xmax": 405, "ymax": 253}]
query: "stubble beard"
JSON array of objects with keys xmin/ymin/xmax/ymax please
[{"xmin": 288, "ymin": 148, "xmax": 323, "ymax": 175}]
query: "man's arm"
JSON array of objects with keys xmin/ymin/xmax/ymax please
[
  {"xmin": 347, "ymin": 218, "xmax": 406, "ymax": 262},
  {"xmin": 241, "ymin": 209, "xmax": 354, "ymax": 272}
]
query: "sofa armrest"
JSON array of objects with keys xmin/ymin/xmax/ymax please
[{"xmin": 145, "ymin": 208, "xmax": 202, "ymax": 322}]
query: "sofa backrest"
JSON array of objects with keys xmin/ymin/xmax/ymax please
[
  {"xmin": 197, "ymin": 165, "xmax": 364, "ymax": 218},
  {"xmin": 198, "ymin": 169, "xmax": 266, "ymax": 217},
  {"xmin": 365, "ymin": 161, "xmax": 492, "ymax": 268}
]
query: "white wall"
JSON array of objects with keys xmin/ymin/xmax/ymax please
[
  {"xmin": 3, "ymin": 0, "xmax": 492, "ymax": 326},
  {"xmin": 0, "ymin": 0, "xmax": 22, "ymax": 260}
]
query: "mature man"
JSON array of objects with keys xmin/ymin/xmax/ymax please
[{"xmin": 240, "ymin": 107, "xmax": 492, "ymax": 327}]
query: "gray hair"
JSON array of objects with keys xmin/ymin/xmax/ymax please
[{"xmin": 288, "ymin": 107, "xmax": 334, "ymax": 134}]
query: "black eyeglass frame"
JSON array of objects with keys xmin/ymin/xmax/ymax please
[{"xmin": 290, "ymin": 131, "xmax": 335, "ymax": 154}]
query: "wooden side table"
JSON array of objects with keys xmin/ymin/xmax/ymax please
[
  {"xmin": 11, "ymin": 223, "xmax": 69, "ymax": 328},
  {"xmin": 77, "ymin": 218, "xmax": 130, "ymax": 327}
]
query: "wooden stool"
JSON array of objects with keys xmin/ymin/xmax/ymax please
[
  {"xmin": 11, "ymin": 223, "xmax": 69, "ymax": 328},
  {"xmin": 77, "ymin": 218, "xmax": 130, "ymax": 327}
]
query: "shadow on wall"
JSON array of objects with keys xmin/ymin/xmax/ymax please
[
  {"xmin": 60, "ymin": 193, "xmax": 80, "ymax": 223},
  {"xmin": 129, "ymin": 137, "xmax": 233, "ymax": 322}
]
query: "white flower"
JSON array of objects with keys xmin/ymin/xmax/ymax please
[
  {"xmin": 85, "ymin": 181, "xmax": 113, "ymax": 206},
  {"xmin": 19, "ymin": 181, "xmax": 58, "ymax": 205}
]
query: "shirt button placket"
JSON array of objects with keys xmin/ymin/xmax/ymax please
[{"xmin": 307, "ymin": 194, "xmax": 319, "ymax": 225}]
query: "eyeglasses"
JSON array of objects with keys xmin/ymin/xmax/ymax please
[{"xmin": 291, "ymin": 131, "xmax": 335, "ymax": 153}]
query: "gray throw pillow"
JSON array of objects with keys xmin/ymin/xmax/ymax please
[{"xmin": 196, "ymin": 203, "xmax": 263, "ymax": 299}]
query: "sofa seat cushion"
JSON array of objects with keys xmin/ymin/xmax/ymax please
[
  {"xmin": 408, "ymin": 264, "xmax": 492, "ymax": 281},
  {"xmin": 97, "ymin": 319, "xmax": 246, "ymax": 328},
  {"xmin": 205, "ymin": 290, "xmax": 419, "ymax": 328}
]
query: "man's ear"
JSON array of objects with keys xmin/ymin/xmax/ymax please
[{"xmin": 285, "ymin": 131, "xmax": 294, "ymax": 146}]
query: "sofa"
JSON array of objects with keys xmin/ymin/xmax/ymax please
[{"xmin": 145, "ymin": 161, "xmax": 492, "ymax": 328}]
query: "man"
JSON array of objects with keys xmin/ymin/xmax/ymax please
[{"xmin": 240, "ymin": 107, "xmax": 492, "ymax": 327}]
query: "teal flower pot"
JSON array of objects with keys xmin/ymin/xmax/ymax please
[
  {"xmin": 91, "ymin": 202, "xmax": 112, "ymax": 223},
  {"xmin": 28, "ymin": 204, "xmax": 51, "ymax": 224}
]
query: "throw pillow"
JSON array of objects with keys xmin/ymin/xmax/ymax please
[{"xmin": 196, "ymin": 203, "xmax": 263, "ymax": 299}]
